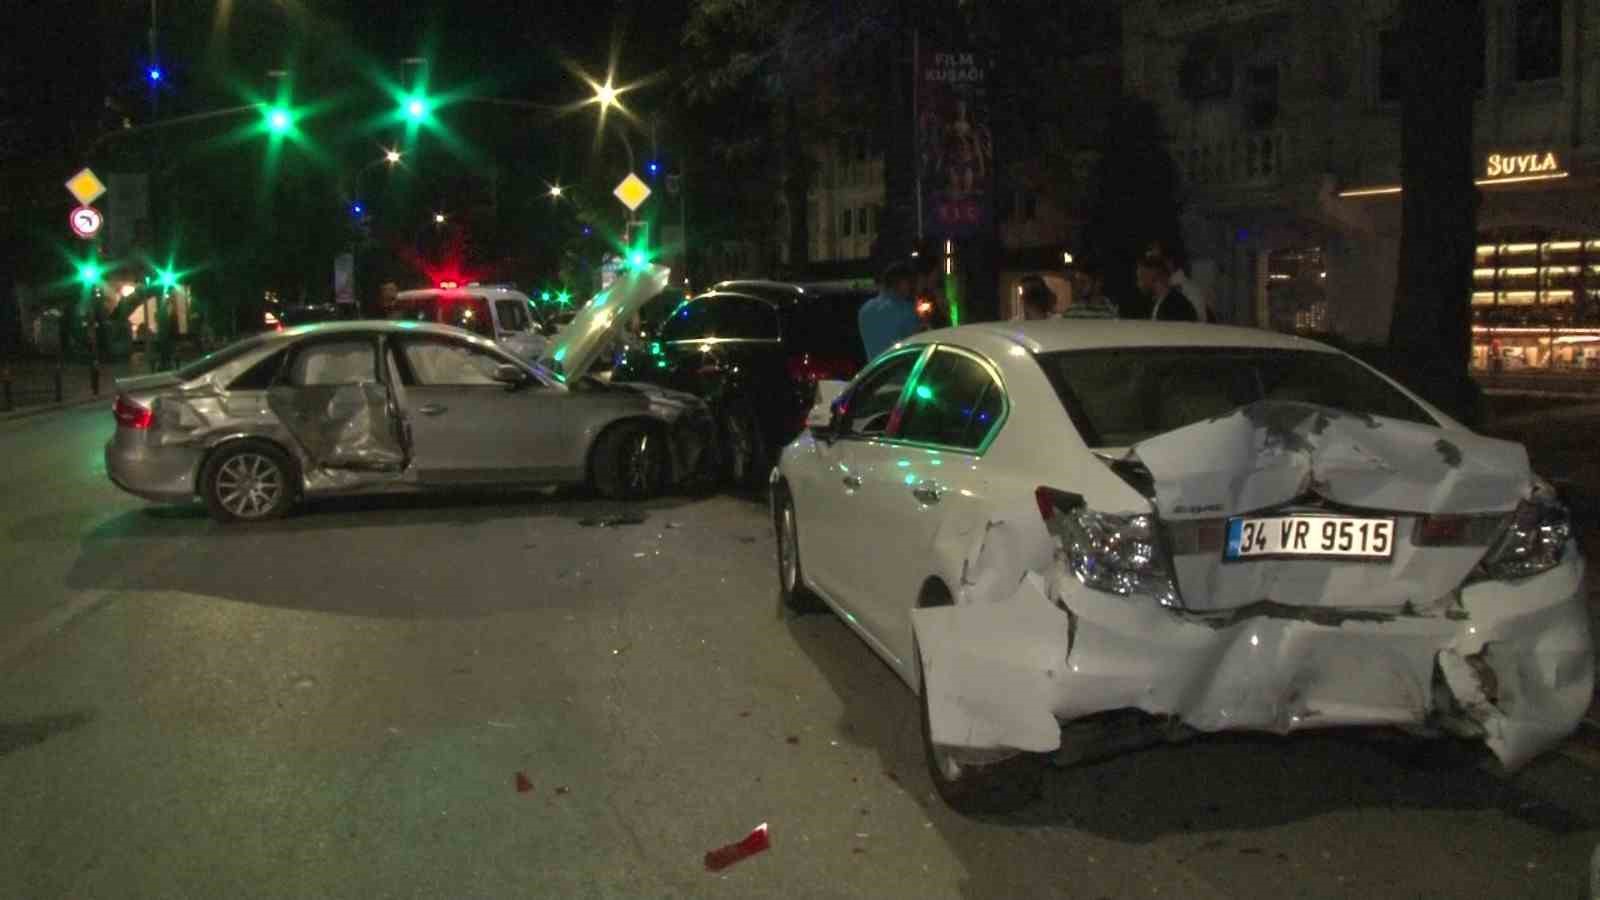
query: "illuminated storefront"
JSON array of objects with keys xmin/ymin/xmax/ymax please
[{"xmin": 1472, "ymin": 234, "xmax": 1600, "ymax": 372}]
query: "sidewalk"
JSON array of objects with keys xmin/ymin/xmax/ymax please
[{"xmin": 0, "ymin": 358, "xmax": 135, "ymax": 419}]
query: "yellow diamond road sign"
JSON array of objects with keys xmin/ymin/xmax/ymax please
[
  {"xmin": 613, "ymin": 173, "xmax": 651, "ymax": 212},
  {"xmin": 65, "ymin": 168, "xmax": 107, "ymax": 206}
]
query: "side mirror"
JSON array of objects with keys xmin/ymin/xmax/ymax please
[
  {"xmin": 806, "ymin": 379, "xmax": 849, "ymax": 440},
  {"xmin": 493, "ymin": 363, "xmax": 528, "ymax": 388}
]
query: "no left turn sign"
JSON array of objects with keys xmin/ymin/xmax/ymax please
[{"xmin": 70, "ymin": 206, "xmax": 103, "ymax": 239}]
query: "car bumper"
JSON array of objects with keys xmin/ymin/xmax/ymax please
[
  {"xmin": 105, "ymin": 436, "xmax": 200, "ymax": 503},
  {"xmin": 911, "ymin": 547, "xmax": 1593, "ymax": 770}
]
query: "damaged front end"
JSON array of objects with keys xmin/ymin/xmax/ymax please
[{"xmin": 913, "ymin": 402, "xmax": 1594, "ymax": 770}]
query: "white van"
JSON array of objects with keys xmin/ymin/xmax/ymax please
[{"xmin": 392, "ymin": 284, "xmax": 550, "ymax": 361}]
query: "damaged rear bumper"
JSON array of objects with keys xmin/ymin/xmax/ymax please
[{"xmin": 912, "ymin": 549, "xmax": 1593, "ymax": 770}]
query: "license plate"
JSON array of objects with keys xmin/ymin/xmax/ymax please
[{"xmin": 1224, "ymin": 515, "xmax": 1396, "ymax": 561}]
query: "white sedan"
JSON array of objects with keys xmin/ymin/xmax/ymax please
[{"xmin": 771, "ymin": 320, "xmax": 1593, "ymax": 813}]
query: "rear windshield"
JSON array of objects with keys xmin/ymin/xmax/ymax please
[
  {"xmin": 783, "ymin": 292, "xmax": 872, "ymax": 361},
  {"xmin": 1037, "ymin": 347, "xmax": 1437, "ymax": 447}
]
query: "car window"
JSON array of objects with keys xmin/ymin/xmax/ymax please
[
  {"xmin": 1037, "ymin": 348, "xmax": 1437, "ymax": 448},
  {"xmin": 443, "ymin": 297, "xmax": 493, "ymax": 338},
  {"xmin": 176, "ymin": 334, "xmax": 272, "ymax": 380},
  {"xmin": 658, "ymin": 298, "xmax": 709, "ymax": 342},
  {"xmin": 838, "ymin": 350, "xmax": 919, "ymax": 438},
  {"xmin": 287, "ymin": 339, "xmax": 378, "ymax": 386},
  {"xmin": 659, "ymin": 295, "xmax": 779, "ymax": 342},
  {"xmin": 228, "ymin": 348, "xmax": 288, "ymax": 390},
  {"xmin": 716, "ymin": 296, "xmax": 780, "ymax": 340},
  {"xmin": 896, "ymin": 348, "xmax": 1004, "ymax": 451},
  {"xmin": 495, "ymin": 298, "xmax": 530, "ymax": 332},
  {"xmin": 390, "ymin": 297, "xmax": 437, "ymax": 323},
  {"xmin": 400, "ymin": 337, "xmax": 506, "ymax": 386}
]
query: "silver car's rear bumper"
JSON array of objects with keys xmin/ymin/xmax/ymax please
[{"xmin": 105, "ymin": 430, "xmax": 201, "ymax": 502}]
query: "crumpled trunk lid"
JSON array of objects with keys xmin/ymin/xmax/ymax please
[{"xmin": 1130, "ymin": 402, "xmax": 1531, "ymax": 612}]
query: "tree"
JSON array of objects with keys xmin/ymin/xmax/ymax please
[
  {"xmin": 1387, "ymin": 0, "xmax": 1482, "ymax": 423},
  {"xmin": 1082, "ymin": 97, "xmax": 1183, "ymax": 311}
]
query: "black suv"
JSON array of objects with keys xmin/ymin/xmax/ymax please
[{"xmin": 611, "ymin": 280, "xmax": 873, "ymax": 486}]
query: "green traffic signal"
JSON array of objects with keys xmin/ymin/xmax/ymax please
[
  {"xmin": 266, "ymin": 106, "xmax": 292, "ymax": 134},
  {"xmin": 76, "ymin": 262, "xmax": 102, "ymax": 285},
  {"xmin": 403, "ymin": 94, "xmax": 430, "ymax": 123},
  {"xmin": 156, "ymin": 267, "xmax": 179, "ymax": 290}
]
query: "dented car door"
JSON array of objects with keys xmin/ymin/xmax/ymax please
[{"xmin": 266, "ymin": 335, "xmax": 406, "ymax": 470}]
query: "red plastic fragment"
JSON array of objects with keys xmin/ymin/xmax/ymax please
[
  {"xmin": 514, "ymin": 772, "xmax": 533, "ymax": 793},
  {"xmin": 704, "ymin": 823, "xmax": 771, "ymax": 872}
]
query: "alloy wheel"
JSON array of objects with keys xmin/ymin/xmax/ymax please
[
  {"xmin": 779, "ymin": 503, "xmax": 799, "ymax": 592},
  {"xmin": 215, "ymin": 453, "xmax": 284, "ymax": 520}
]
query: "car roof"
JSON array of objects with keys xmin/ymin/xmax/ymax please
[
  {"xmin": 272, "ymin": 319, "xmax": 495, "ymax": 343},
  {"xmin": 903, "ymin": 320, "xmax": 1341, "ymax": 358},
  {"xmin": 395, "ymin": 286, "xmax": 530, "ymax": 301},
  {"xmin": 710, "ymin": 280, "xmax": 873, "ymax": 304}
]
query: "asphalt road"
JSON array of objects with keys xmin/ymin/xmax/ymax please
[{"xmin": 2, "ymin": 406, "xmax": 1598, "ymax": 899}]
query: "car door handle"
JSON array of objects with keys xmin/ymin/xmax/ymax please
[
  {"xmin": 842, "ymin": 474, "xmax": 862, "ymax": 489},
  {"xmin": 912, "ymin": 481, "xmax": 944, "ymax": 504},
  {"xmin": 417, "ymin": 403, "xmax": 448, "ymax": 416}
]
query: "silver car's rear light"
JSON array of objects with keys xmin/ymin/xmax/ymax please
[
  {"xmin": 113, "ymin": 395, "xmax": 153, "ymax": 430},
  {"xmin": 1035, "ymin": 486, "xmax": 1181, "ymax": 608}
]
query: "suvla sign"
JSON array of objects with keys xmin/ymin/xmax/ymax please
[{"xmin": 1485, "ymin": 151, "xmax": 1562, "ymax": 180}]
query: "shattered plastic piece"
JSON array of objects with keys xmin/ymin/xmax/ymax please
[
  {"xmin": 633, "ymin": 552, "xmax": 647, "ymax": 558},
  {"xmin": 704, "ymin": 823, "xmax": 771, "ymax": 872},
  {"xmin": 578, "ymin": 513, "xmax": 647, "ymax": 528},
  {"xmin": 785, "ymin": 735, "xmax": 799, "ymax": 745},
  {"xmin": 514, "ymin": 772, "xmax": 533, "ymax": 793},
  {"xmin": 554, "ymin": 786, "xmax": 571, "ymax": 796}
]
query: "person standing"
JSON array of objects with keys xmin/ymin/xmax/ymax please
[
  {"xmin": 858, "ymin": 261, "xmax": 922, "ymax": 360},
  {"xmin": 1064, "ymin": 261, "xmax": 1118, "ymax": 318},
  {"xmin": 1136, "ymin": 250, "xmax": 1200, "ymax": 322},
  {"xmin": 1015, "ymin": 275, "xmax": 1056, "ymax": 320},
  {"xmin": 1149, "ymin": 240, "xmax": 1214, "ymax": 322}
]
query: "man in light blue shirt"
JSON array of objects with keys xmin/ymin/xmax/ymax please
[{"xmin": 858, "ymin": 261, "xmax": 922, "ymax": 361}]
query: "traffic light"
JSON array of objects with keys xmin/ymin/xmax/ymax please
[
  {"xmin": 155, "ymin": 267, "xmax": 179, "ymax": 290},
  {"xmin": 265, "ymin": 106, "xmax": 292, "ymax": 134},
  {"xmin": 76, "ymin": 261, "xmax": 102, "ymax": 285},
  {"xmin": 402, "ymin": 94, "xmax": 430, "ymax": 124},
  {"xmin": 351, "ymin": 202, "xmax": 365, "ymax": 216},
  {"xmin": 646, "ymin": 160, "xmax": 661, "ymax": 177},
  {"xmin": 146, "ymin": 66, "xmax": 163, "ymax": 84}
]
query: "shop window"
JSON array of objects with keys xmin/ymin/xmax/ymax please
[
  {"xmin": 1473, "ymin": 229, "xmax": 1600, "ymax": 372},
  {"xmin": 856, "ymin": 207, "xmax": 867, "ymax": 235},
  {"xmin": 1265, "ymin": 247, "xmax": 1327, "ymax": 336},
  {"xmin": 1515, "ymin": 0, "xmax": 1561, "ymax": 82},
  {"xmin": 841, "ymin": 209, "xmax": 852, "ymax": 237}
]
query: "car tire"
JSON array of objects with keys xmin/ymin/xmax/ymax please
[
  {"xmin": 592, "ymin": 421, "xmax": 666, "ymax": 501},
  {"xmin": 916, "ymin": 584, "xmax": 1044, "ymax": 815},
  {"xmin": 773, "ymin": 487, "xmax": 826, "ymax": 615},
  {"xmin": 721, "ymin": 402, "xmax": 768, "ymax": 490},
  {"xmin": 200, "ymin": 440, "xmax": 296, "ymax": 524}
]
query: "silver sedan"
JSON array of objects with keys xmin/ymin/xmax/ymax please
[{"xmin": 105, "ymin": 316, "xmax": 713, "ymax": 523}]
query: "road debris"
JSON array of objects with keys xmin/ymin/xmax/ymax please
[
  {"xmin": 514, "ymin": 772, "xmax": 532, "ymax": 793},
  {"xmin": 704, "ymin": 822, "xmax": 771, "ymax": 872}
]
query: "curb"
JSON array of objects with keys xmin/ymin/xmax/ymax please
[{"xmin": 0, "ymin": 393, "xmax": 112, "ymax": 423}]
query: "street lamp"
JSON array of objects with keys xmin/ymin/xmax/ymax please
[
  {"xmin": 592, "ymin": 80, "xmax": 618, "ymax": 111},
  {"xmin": 433, "ymin": 212, "xmax": 446, "ymax": 224},
  {"xmin": 384, "ymin": 149, "xmax": 402, "ymax": 165},
  {"xmin": 548, "ymin": 184, "xmax": 563, "ymax": 199}
]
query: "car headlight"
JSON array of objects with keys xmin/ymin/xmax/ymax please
[
  {"xmin": 1036, "ymin": 487, "xmax": 1180, "ymax": 607},
  {"xmin": 1476, "ymin": 481, "xmax": 1571, "ymax": 581}
]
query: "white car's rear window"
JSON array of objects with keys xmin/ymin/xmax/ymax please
[{"xmin": 1037, "ymin": 347, "xmax": 1436, "ymax": 447}]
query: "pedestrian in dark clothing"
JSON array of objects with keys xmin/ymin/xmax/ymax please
[{"xmin": 1136, "ymin": 251, "xmax": 1200, "ymax": 321}]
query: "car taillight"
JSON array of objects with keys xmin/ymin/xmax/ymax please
[
  {"xmin": 1474, "ymin": 483, "xmax": 1571, "ymax": 581},
  {"xmin": 785, "ymin": 353, "xmax": 858, "ymax": 385},
  {"xmin": 113, "ymin": 395, "xmax": 153, "ymax": 429},
  {"xmin": 1413, "ymin": 513, "xmax": 1504, "ymax": 547},
  {"xmin": 1036, "ymin": 486, "xmax": 1180, "ymax": 607}
]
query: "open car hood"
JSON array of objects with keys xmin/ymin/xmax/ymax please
[{"xmin": 538, "ymin": 265, "xmax": 670, "ymax": 382}]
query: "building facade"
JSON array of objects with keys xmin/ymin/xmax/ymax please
[{"xmin": 1125, "ymin": 0, "xmax": 1600, "ymax": 370}]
